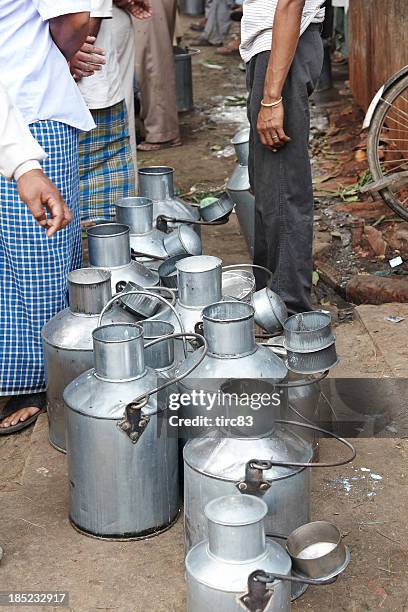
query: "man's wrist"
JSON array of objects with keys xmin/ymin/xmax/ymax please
[
  {"xmin": 262, "ymin": 92, "xmax": 283, "ymax": 104},
  {"xmin": 261, "ymin": 96, "xmax": 283, "ymax": 108},
  {"xmin": 14, "ymin": 161, "xmax": 43, "ymax": 182}
]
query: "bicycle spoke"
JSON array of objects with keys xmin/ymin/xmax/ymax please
[
  {"xmin": 398, "ymin": 94, "xmax": 408, "ymax": 107},
  {"xmin": 380, "ymin": 97, "xmax": 408, "ymax": 123},
  {"xmin": 379, "ymin": 137, "xmax": 408, "ymax": 142},
  {"xmin": 380, "ymin": 125, "xmax": 408, "ymax": 133},
  {"xmin": 381, "ymin": 158, "xmax": 408, "ymax": 164},
  {"xmin": 383, "ymin": 114, "xmax": 408, "ymax": 131},
  {"xmin": 384, "ymin": 162, "xmax": 408, "ymax": 175}
]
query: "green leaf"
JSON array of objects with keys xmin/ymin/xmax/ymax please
[
  {"xmin": 312, "ymin": 271, "xmax": 320, "ymax": 286},
  {"xmin": 200, "ymin": 60, "xmax": 224, "ymax": 70}
]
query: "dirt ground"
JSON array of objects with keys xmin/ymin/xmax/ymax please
[{"xmin": 1, "ymin": 15, "xmax": 408, "ymax": 612}]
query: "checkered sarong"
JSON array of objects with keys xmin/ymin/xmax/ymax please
[
  {"xmin": 79, "ymin": 100, "xmax": 136, "ymax": 222},
  {"xmin": 0, "ymin": 121, "xmax": 82, "ymax": 396}
]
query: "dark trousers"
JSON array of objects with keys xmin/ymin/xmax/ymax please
[{"xmin": 247, "ymin": 26, "xmax": 324, "ymax": 314}]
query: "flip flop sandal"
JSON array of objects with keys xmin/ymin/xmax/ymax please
[
  {"xmin": 137, "ymin": 139, "xmax": 182, "ymax": 152},
  {"xmin": 0, "ymin": 392, "xmax": 46, "ymax": 435}
]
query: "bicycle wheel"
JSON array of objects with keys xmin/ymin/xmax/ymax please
[{"xmin": 367, "ymin": 74, "xmax": 408, "ymax": 220}]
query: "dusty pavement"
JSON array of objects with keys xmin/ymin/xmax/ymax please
[{"xmin": 2, "ymin": 16, "xmax": 408, "ymax": 612}]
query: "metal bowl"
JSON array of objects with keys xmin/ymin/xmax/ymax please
[
  {"xmin": 284, "ymin": 311, "xmax": 335, "ymax": 352},
  {"xmin": 286, "ymin": 521, "xmax": 349, "ymax": 580},
  {"xmin": 118, "ymin": 281, "xmax": 162, "ymax": 318},
  {"xmin": 164, "ymin": 225, "xmax": 202, "ymax": 257},
  {"xmin": 286, "ymin": 341, "xmax": 339, "ymax": 375},
  {"xmin": 158, "ymin": 254, "xmax": 192, "ymax": 288},
  {"xmin": 252, "ymin": 288, "xmax": 288, "ymax": 334},
  {"xmin": 199, "ymin": 192, "xmax": 234, "ymax": 222}
]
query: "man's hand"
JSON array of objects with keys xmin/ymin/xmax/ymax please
[
  {"xmin": 70, "ymin": 36, "xmax": 106, "ymax": 81},
  {"xmin": 114, "ymin": 0, "xmax": 152, "ymax": 19},
  {"xmin": 17, "ymin": 170, "xmax": 72, "ymax": 237},
  {"xmin": 257, "ymin": 103, "xmax": 291, "ymax": 151}
]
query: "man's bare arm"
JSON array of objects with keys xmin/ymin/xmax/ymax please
[
  {"xmin": 257, "ymin": 0, "xmax": 306, "ymax": 150},
  {"xmin": 49, "ymin": 12, "xmax": 90, "ymax": 61}
]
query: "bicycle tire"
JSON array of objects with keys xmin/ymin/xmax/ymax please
[{"xmin": 367, "ymin": 73, "xmax": 408, "ymax": 221}]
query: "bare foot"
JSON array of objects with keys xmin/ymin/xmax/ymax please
[{"xmin": 0, "ymin": 407, "xmax": 41, "ymax": 429}]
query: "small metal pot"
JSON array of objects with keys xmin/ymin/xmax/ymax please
[
  {"xmin": 253, "ymin": 288, "xmax": 288, "ymax": 334},
  {"xmin": 286, "ymin": 521, "xmax": 349, "ymax": 580},
  {"xmin": 119, "ymin": 281, "xmax": 162, "ymax": 318},
  {"xmin": 286, "ymin": 342, "xmax": 339, "ymax": 375},
  {"xmin": 284, "ymin": 311, "xmax": 335, "ymax": 352},
  {"xmin": 164, "ymin": 225, "xmax": 202, "ymax": 257},
  {"xmin": 199, "ymin": 193, "xmax": 234, "ymax": 223},
  {"xmin": 231, "ymin": 126, "xmax": 250, "ymax": 166},
  {"xmin": 158, "ymin": 254, "xmax": 192, "ymax": 288}
]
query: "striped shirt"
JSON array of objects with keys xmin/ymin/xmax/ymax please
[{"xmin": 240, "ymin": 0, "xmax": 325, "ymax": 63}]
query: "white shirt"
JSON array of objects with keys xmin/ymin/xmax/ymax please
[
  {"xmin": 240, "ymin": 0, "xmax": 325, "ymax": 64},
  {"xmin": 77, "ymin": 0, "xmax": 124, "ymax": 110},
  {"xmin": 0, "ymin": 82, "xmax": 47, "ymax": 181},
  {"xmin": 0, "ymin": 0, "xmax": 95, "ymax": 131}
]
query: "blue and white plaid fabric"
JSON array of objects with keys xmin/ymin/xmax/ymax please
[
  {"xmin": 0, "ymin": 120, "xmax": 82, "ymax": 396},
  {"xmin": 79, "ymin": 100, "xmax": 136, "ymax": 222}
]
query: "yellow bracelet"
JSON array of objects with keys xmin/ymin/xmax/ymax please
[{"xmin": 260, "ymin": 96, "xmax": 283, "ymax": 108}]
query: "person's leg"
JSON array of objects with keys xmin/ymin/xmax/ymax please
[
  {"xmin": 217, "ymin": 0, "xmax": 234, "ymax": 41},
  {"xmin": 247, "ymin": 57, "xmax": 269, "ymax": 289},
  {"xmin": 112, "ymin": 5, "xmax": 138, "ymax": 181},
  {"xmin": 134, "ymin": 0, "xmax": 180, "ymax": 146},
  {"xmin": 0, "ymin": 121, "xmax": 82, "ymax": 428},
  {"xmin": 202, "ymin": 0, "xmax": 231, "ymax": 45},
  {"xmin": 247, "ymin": 29, "xmax": 324, "ymax": 314},
  {"xmin": 79, "ymin": 101, "xmax": 136, "ymax": 223}
]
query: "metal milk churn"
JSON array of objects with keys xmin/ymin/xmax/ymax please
[
  {"xmin": 138, "ymin": 166, "xmax": 200, "ymax": 227},
  {"xmin": 176, "ymin": 299, "xmax": 289, "ymax": 389},
  {"xmin": 103, "ymin": 284, "xmax": 187, "ymax": 368},
  {"xmin": 176, "ymin": 300, "xmax": 312, "ymax": 559},
  {"xmin": 227, "ymin": 127, "xmax": 255, "ymax": 258},
  {"xmin": 115, "ymin": 196, "xmax": 202, "ymax": 270},
  {"xmin": 174, "ymin": 255, "xmax": 223, "ymax": 335},
  {"xmin": 183, "ymin": 430, "xmax": 312, "ymax": 553},
  {"xmin": 87, "ymin": 223, "xmax": 159, "ymax": 293},
  {"xmin": 186, "ymin": 495, "xmax": 291, "ymax": 612},
  {"xmin": 42, "ymin": 268, "xmax": 137, "ymax": 453},
  {"xmin": 64, "ymin": 323, "xmax": 179, "ymax": 539},
  {"xmin": 115, "ymin": 196, "xmax": 168, "ymax": 268}
]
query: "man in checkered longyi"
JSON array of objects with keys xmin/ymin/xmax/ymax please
[{"xmin": 0, "ymin": 1, "xmax": 95, "ymax": 433}]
